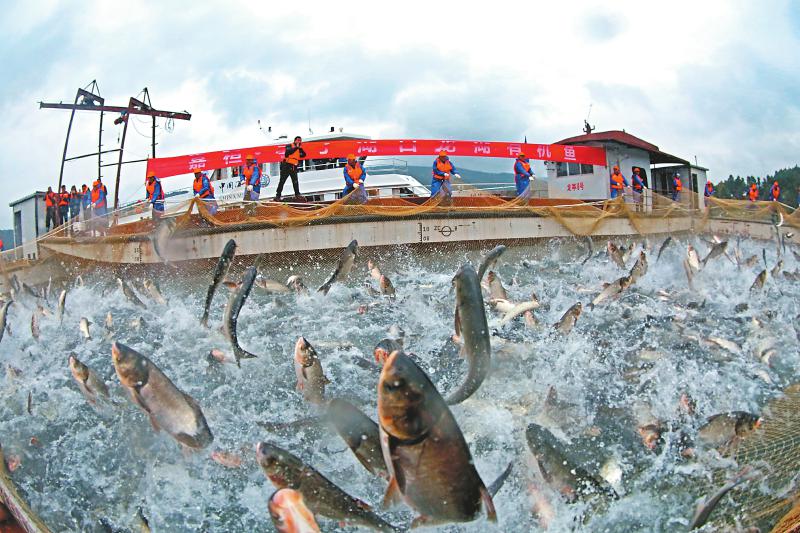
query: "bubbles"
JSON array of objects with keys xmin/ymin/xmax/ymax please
[{"xmin": 1, "ymin": 236, "xmax": 798, "ymax": 531}]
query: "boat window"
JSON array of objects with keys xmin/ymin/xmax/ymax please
[{"xmin": 557, "ymin": 162, "xmax": 593, "ymax": 177}]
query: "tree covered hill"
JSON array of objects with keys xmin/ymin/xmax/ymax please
[{"xmin": 714, "ymin": 165, "xmax": 800, "ymax": 205}]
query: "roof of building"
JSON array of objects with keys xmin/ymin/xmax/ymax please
[
  {"xmin": 9, "ymin": 191, "xmax": 46, "ymax": 207},
  {"xmin": 556, "ymin": 130, "xmax": 689, "ymax": 166}
]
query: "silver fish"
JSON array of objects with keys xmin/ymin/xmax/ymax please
[
  {"xmin": 30, "ymin": 313, "xmax": 40, "ymax": 341},
  {"xmin": 201, "ymin": 239, "xmax": 237, "ymax": 327},
  {"xmin": 318, "ymin": 240, "xmax": 358, "ymax": 295},
  {"xmin": 628, "ymin": 251, "xmax": 648, "ymax": 284},
  {"xmin": 0, "ymin": 301, "xmax": 11, "ymax": 343},
  {"xmin": 554, "ymin": 302, "xmax": 582, "ymax": 335},
  {"xmin": 702, "ymin": 240, "xmax": 728, "ymax": 267},
  {"xmin": 222, "ymin": 266, "xmax": 258, "ymax": 366},
  {"xmin": 151, "ymin": 217, "xmax": 177, "ymax": 263},
  {"xmin": 255, "ymin": 277, "xmax": 291, "ymax": 293},
  {"xmin": 477, "ymin": 245, "xmax": 506, "ymax": 282},
  {"xmin": 79, "ymin": 317, "xmax": 92, "ymax": 340},
  {"xmin": 607, "ymin": 242, "xmax": 626, "ymax": 269},
  {"xmin": 483, "ymin": 271, "xmax": 508, "ymax": 300},
  {"xmin": 499, "ymin": 300, "xmax": 541, "ymax": 326},
  {"xmin": 656, "ymin": 236, "xmax": 672, "ymax": 262},
  {"xmin": 590, "ymin": 276, "xmax": 631, "ymax": 309},
  {"xmin": 117, "ymin": 278, "xmax": 146, "ymax": 308},
  {"xmin": 689, "ymin": 471, "xmax": 753, "ymax": 530},
  {"xmin": 686, "ymin": 246, "xmax": 701, "ymax": 272},
  {"xmin": 286, "ymin": 275, "xmax": 308, "ymax": 294},
  {"xmin": 750, "ymin": 270, "xmax": 767, "ymax": 291},
  {"xmin": 56, "ymin": 289, "xmax": 67, "ymax": 324},
  {"xmin": 448, "ymin": 263, "xmax": 492, "ymax": 405},
  {"xmin": 770, "ymin": 260, "xmax": 783, "ymax": 278},
  {"xmin": 379, "ymin": 275, "xmax": 396, "ymax": 300},
  {"xmin": 112, "ymin": 342, "xmax": 213, "ymax": 450},
  {"xmin": 68, "ymin": 355, "xmax": 110, "ymax": 405},
  {"xmin": 142, "ymin": 279, "xmax": 167, "ymax": 305},
  {"xmin": 293, "ymin": 337, "xmax": 329, "ymax": 405}
]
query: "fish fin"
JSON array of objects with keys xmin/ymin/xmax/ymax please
[
  {"xmin": 148, "ymin": 414, "xmax": 161, "ymax": 433},
  {"xmin": 481, "ymin": 485, "xmax": 498, "ymax": 522},
  {"xmin": 382, "ymin": 475, "xmax": 403, "ymax": 509},
  {"xmin": 488, "ymin": 461, "xmax": 514, "ymax": 497},
  {"xmin": 174, "ymin": 432, "xmax": 201, "ymax": 449},
  {"xmin": 323, "ymin": 374, "xmax": 332, "ymax": 385}
]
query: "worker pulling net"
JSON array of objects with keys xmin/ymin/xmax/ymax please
[{"xmin": 54, "ymin": 188, "xmax": 730, "ymax": 243}]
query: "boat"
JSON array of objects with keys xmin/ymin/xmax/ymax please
[{"xmin": 117, "ymin": 132, "xmax": 431, "ymax": 224}]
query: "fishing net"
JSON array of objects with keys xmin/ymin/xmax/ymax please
[
  {"xmin": 33, "ymin": 187, "xmax": 710, "ymax": 244},
  {"xmin": 706, "ymin": 384, "xmax": 800, "ymax": 531}
]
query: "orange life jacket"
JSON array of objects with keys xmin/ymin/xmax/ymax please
[
  {"xmin": 771, "ymin": 184, "xmax": 780, "ymax": 199},
  {"xmin": 434, "ymin": 159, "xmax": 453, "ymax": 179},
  {"xmin": 345, "ymin": 164, "xmax": 363, "ymax": 185},
  {"xmin": 748, "ymin": 186, "xmax": 758, "ymax": 201},
  {"xmin": 284, "ymin": 147, "xmax": 302, "ymax": 166},
  {"xmin": 611, "ymin": 173, "xmax": 625, "ymax": 190},
  {"xmin": 58, "ymin": 192, "xmax": 70, "ymax": 206},
  {"xmin": 242, "ymin": 164, "xmax": 255, "ymax": 180},
  {"xmin": 193, "ymin": 176, "xmax": 214, "ymax": 198},
  {"xmin": 519, "ymin": 161, "xmax": 531, "ymax": 173},
  {"xmin": 45, "ymin": 192, "xmax": 57, "ymax": 208},
  {"xmin": 674, "ymin": 178, "xmax": 682, "ymax": 192}
]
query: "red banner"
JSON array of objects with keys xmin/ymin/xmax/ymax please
[{"xmin": 146, "ymin": 138, "xmax": 606, "ymax": 178}]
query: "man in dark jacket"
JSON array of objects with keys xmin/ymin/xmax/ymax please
[{"xmin": 274, "ymin": 136, "xmax": 306, "ymax": 201}]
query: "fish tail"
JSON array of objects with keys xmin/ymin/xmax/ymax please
[
  {"xmin": 317, "ymin": 283, "xmax": 332, "ymax": 295},
  {"xmin": 488, "ymin": 461, "xmax": 514, "ymax": 497}
]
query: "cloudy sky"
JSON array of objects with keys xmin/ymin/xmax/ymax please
[{"xmin": 1, "ymin": 0, "xmax": 799, "ymax": 227}]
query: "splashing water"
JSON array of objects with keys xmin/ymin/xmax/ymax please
[{"xmin": 1, "ymin": 235, "xmax": 798, "ymax": 532}]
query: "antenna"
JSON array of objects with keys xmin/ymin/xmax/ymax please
[
  {"xmin": 583, "ymin": 104, "xmax": 595, "ymax": 135},
  {"xmin": 257, "ymin": 120, "xmax": 272, "ymax": 137}
]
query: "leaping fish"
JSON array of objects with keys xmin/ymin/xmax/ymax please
[{"xmin": 223, "ymin": 266, "xmax": 259, "ymax": 366}]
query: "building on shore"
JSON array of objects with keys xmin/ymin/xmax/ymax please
[{"xmin": 545, "ymin": 130, "xmax": 708, "ymax": 209}]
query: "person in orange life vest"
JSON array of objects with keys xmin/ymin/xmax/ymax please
[
  {"xmin": 0, "ymin": 238, "xmax": 3, "ymax": 251},
  {"xmin": 275, "ymin": 136, "xmax": 306, "ymax": 201},
  {"xmin": 431, "ymin": 151, "xmax": 457, "ymax": 198},
  {"xmin": 91, "ymin": 177, "xmax": 108, "ymax": 217},
  {"xmin": 609, "ymin": 166, "xmax": 628, "ymax": 199},
  {"xmin": 44, "ymin": 186, "xmax": 58, "ymax": 230},
  {"xmin": 193, "ymin": 170, "xmax": 218, "ymax": 214},
  {"xmin": 342, "ymin": 154, "xmax": 368, "ymax": 203},
  {"xmin": 748, "ymin": 183, "xmax": 758, "ymax": 202},
  {"xmin": 704, "ymin": 181, "xmax": 714, "ymax": 198},
  {"xmin": 240, "ymin": 154, "xmax": 262, "ymax": 202},
  {"xmin": 145, "ymin": 171, "xmax": 165, "ymax": 218},
  {"xmin": 631, "ymin": 168, "xmax": 645, "ymax": 192},
  {"xmin": 770, "ymin": 181, "xmax": 780, "ymax": 201},
  {"xmin": 514, "ymin": 153, "xmax": 535, "ymax": 198},
  {"xmin": 672, "ymin": 173, "xmax": 682, "ymax": 201},
  {"xmin": 57, "ymin": 185, "xmax": 71, "ymax": 225}
]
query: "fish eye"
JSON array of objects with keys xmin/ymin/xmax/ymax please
[{"xmin": 384, "ymin": 378, "xmax": 405, "ymax": 392}]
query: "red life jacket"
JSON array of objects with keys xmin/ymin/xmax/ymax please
[
  {"xmin": 632, "ymin": 173, "xmax": 643, "ymax": 191},
  {"xmin": 518, "ymin": 160, "xmax": 531, "ymax": 174},
  {"xmin": 674, "ymin": 178, "xmax": 682, "ymax": 192},
  {"xmin": 45, "ymin": 192, "xmax": 57, "ymax": 208},
  {"xmin": 434, "ymin": 159, "xmax": 453, "ymax": 179},
  {"xmin": 58, "ymin": 192, "xmax": 70, "ymax": 207},
  {"xmin": 748, "ymin": 186, "xmax": 758, "ymax": 201},
  {"xmin": 705, "ymin": 183, "xmax": 713, "ymax": 195},
  {"xmin": 771, "ymin": 184, "xmax": 780, "ymax": 199},
  {"xmin": 345, "ymin": 164, "xmax": 363, "ymax": 185},
  {"xmin": 611, "ymin": 173, "xmax": 625, "ymax": 190},
  {"xmin": 193, "ymin": 176, "xmax": 213, "ymax": 198}
]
